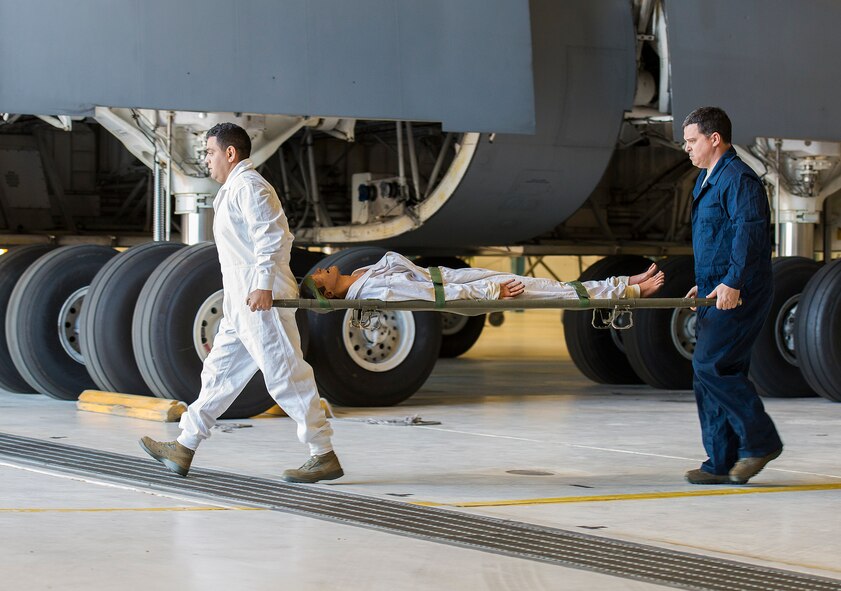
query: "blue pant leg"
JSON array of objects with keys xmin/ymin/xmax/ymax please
[
  {"xmin": 693, "ymin": 306, "xmax": 740, "ymax": 473},
  {"xmin": 692, "ymin": 296, "xmax": 782, "ymax": 473},
  {"xmin": 693, "ymin": 372, "xmax": 739, "ymax": 474}
]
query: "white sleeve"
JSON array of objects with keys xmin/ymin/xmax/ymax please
[
  {"xmin": 443, "ymin": 280, "xmax": 500, "ymax": 301},
  {"xmin": 237, "ymin": 182, "xmax": 284, "ymax": 291},
  {"xmin": 369, "ymin": 274, "xmax": 501, "ymax": 301}
]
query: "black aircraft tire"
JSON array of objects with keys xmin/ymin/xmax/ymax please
[
  {"xmin": 80, "ymin": 242, "xmax": 185, "ymax": 396},
  {"xmin": 290, "ymin": 247, "xmax": 326, "ymax": 357},
  {"xmin": 414, "ymin": 256, "xmax": 485, "ymax": 358},
  {"xmin": 132, "ymin": 243, "xmax": 274, "ymax": 419},
  {"xmin": 623, "ymin": 256, "xmax": 696, "ymax": 390},
  {"xmin": 290, "ymin": 246, "xmax": 326, "ymax": 279},
  {"xmin": 6, "ymin": 245, "xmax": 117, "ymax": 400},
  {"xmin": 303, "ymin": 247, "xmax": 442, "ymax": 407},
  {"xmin": 750, "ymin": 257, "xmax": 820, "ymax": 398},
  {"xmin": 795, "ymin": 258, "xmax": 841, "ymax": 402},
  {"xmin": 0, "ymin": 244, "xmax": 57, "ymax": 392},
  {"xmin": 562, "ymin": 255, "xmax": 652, "ymax": 384}
]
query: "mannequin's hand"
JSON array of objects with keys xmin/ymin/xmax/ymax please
[{"xmin": 499, "ymin": 279, "xmax": 525, "ymax": 299}]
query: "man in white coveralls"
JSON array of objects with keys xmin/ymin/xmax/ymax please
[
  {"xmin": 140, "ymin": 123, "xmax": 341, "ymax": 483},
  {"xmin": 309, "ymin": 251, "xmax": 665, "ymax": 301}
]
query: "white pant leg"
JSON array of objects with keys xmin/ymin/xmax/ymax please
[
  {"xmin": 513, "ymin": 276, "xmax": 628, "ymax": 299},
  {"xmin": 240, "ymin": 308, "xmax": 333, "ymax": 456},
  {"xmin": 581, "ymin": 278, "xmax": 629, "ymax": 299},
  {"xmin": 177, "ymin": 318, "xmax": 258, "ymax": 450}
]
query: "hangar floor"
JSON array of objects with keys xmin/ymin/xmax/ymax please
[{"xmin": 1, "ymin": 309, "xmax": 840, "ymax": 591}]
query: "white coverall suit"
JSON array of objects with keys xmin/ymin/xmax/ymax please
[
  {"xmin": 346, "ymin": 252, "xmax": 640, "ymax": 301},
  {"xmin": 177, "ymin": 160, "xmax": 333, "ymax": 454}
]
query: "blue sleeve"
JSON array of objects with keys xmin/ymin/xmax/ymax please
[{"xmin": 721, "ymin": 173, "xmax": 768, "ymax": 290}]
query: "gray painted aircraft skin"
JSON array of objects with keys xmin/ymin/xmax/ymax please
[{"xmin": 3, "ymin": 0, "xmax": 841, "ymax": 246}]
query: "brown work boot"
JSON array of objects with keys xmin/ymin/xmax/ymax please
[
  {"xmin": 729, "ymin": 449, "xmax": 782, "ymax": 484},
  {"xmin": 685, "ymin": 468, "xmax": 731, "ymax": 485},
  {"xmin": 139, "ymin": 436, "xmax": 194, "ymax": 477},
  {"xmin": 281, "ymin": 450, "xmax": 343, "ymax": 483}
]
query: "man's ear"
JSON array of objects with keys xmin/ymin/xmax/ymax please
[
  {"xmin": 325, "ymin": 290, "xmax": 335, "ymax": 298},
  {"xmin": 710, "ymin": 132, "xmax": 721, "ymax": 147},
  {"xmin": 226, "ymin": 145, "xmax": 237, "ymax": 162}
]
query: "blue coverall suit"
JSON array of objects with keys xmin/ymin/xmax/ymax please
[{"xmin": 691, "ymin": 146, "xmax": 783, "ymax": 476}]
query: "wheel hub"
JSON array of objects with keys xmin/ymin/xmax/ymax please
[
  {"xmin": 57, "ymin": 287, "xmax": 88, "ymax": 364},
  {"xmin": 775, "ymin": 295, "xmax": 799, "ymax": 366},
  {"xmin": 342, "ymin": 310, "xmax": 415, "ymax": 372},
  {"xmin": 671, "ymin": 308, "xmax": 697, "ymax": 361},
  {"xmin": 440, "ymin": 312, "xmax": 469, "ymax": 336},
  {"xmin": 193, "ymin": 289, "xmax": 224, "ymax": 361}
]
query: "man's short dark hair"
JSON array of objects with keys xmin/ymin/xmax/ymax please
[
  {"xmin": 682, "ymin": 107, "xmax": 732, "ymax": 144},
  {"xmin": 206, "ymin": 122, "xmax": 252, "ymax": 158}
]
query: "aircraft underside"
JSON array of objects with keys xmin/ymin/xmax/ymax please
[{"xmin": 1, "ymin": 0, "xmax": 841, "ymax": 408}]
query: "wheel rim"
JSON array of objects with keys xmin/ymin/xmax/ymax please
[
  {"xmin": 193, "ymin": 289, "xmax": 224, "ymax": 361},
  {"xmin": 441, "ymin": 312, "xmax": 469, "ymax": 336},
  {"xmin": 774, "ymin": 295, "xmax": 800, "ymax": 366},
  {"xmin": 670, "ymin": 308, "xmax": 697, "ymax": 361},
  {"xmin": 57, "ymin": 287, "xmax": 88, "ymax": 364},
  {"xmin": 341, "ymin": 310, "xmax": 415, "ymax": 372}
]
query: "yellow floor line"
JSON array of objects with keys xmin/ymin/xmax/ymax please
[
  {"xmin": 413, "ymin": 483, "xmax": 841, "ymax": 508},
  {"xmin": 0, "ymin": 506, "xmax": 264, "ymax": 513}
]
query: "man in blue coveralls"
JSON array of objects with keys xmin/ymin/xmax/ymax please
[{"xmin": 682, "ymin": 107, "xmax": 783, "ymax": 485}]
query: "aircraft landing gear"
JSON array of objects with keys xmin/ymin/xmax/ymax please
[
  {"xmin": 413, "ymin": 256, "xmax": 485, "ymax": 358},
  {"xmin": 131, "ymin": 243, "xmax": 274, "ymax": 418},
  {"xmin": 623, "ymin": 256, "xmax": 696, "ymax": 390},
  {"xmin": 0, "ymin": 244, "xmax": 56, "ymax": 392},
  {"xmin": 303, "ymin": 247, "xmax": 441, "ymax": 407},
  {"xmin": 80, "ymin": 241, "xmax": 185, "ymax": 396},
  {"xmin": 795, "ymin": 258, "xmax": 841, "ymax": 402},
  {"xmin": 750, "ymin": 256, "xmax": 820, "ymax": 398},
  {"xmin": 7, "ymin": 245, "xmax": 117, "ymax": 400},
  {"xmin": 562, "ymin": 255, "xmax": 650, "ymax": 384}
]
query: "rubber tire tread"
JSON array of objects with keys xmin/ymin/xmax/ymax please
[
  {"xmin": 289, "ymin": 247, "xmax": 326, "ymax": 357},
  {"xmin": 6, "ymin": 245, "xmax": 117, "ymax": 400},
  {"xmin": 414, "ymin": 255, "xmax": 485, "ymax": 358},
  {"xmin": 0, "ymin": 244, "xmax": 57, "ymax": 392},
  {"xmin": 623, "ymin": 256, "xmax": 696, "ymax": 390},
  {"xmin": 132, "ymin": 242, "xmax": 273, "ymax": 418},
  {"xmin": 80, "ymin": 241, "xmax": 185, "ymax": 396},
  {"xmin": 794, "ymin": 258, "xmax": 841, "ymax": 402},
  {"xmin": 303, "ymin": 247, "xmax": 442, "ymax": 406},
  {"xmin": 562, "ymin": 255, "xmax": 652, "ymax": 384},
  {"xmin": 749, "ymin": 256, "xmax": 820, "ymax": 398}
]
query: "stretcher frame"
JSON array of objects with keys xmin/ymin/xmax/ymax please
[{"xmin": 272, "ymin": 297, "xmax": 718, "ymax": 330}]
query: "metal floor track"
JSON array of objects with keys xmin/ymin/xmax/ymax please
[{"xmin": 1, "ymin": 432, "xmax": 838, "ymax": 591}]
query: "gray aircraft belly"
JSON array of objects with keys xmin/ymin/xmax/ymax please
[
  {"xmin": 667, "ymin": 0, "xmax": 841, "ymax": 143},
  {"xmin": 0, "ymin": 0, "xmax": 534, "ymax": 134},
  {"xmin": 390, "ymin": 0, "xmax": 636, "ymax": 248}
]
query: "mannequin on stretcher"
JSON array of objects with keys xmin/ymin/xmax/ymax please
[{"xmin": 307, "ymin": 252, "xmax": 665, "ymax": 303}]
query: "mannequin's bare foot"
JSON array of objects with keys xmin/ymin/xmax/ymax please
[
  {"xmin": 630, "ymin": 263, "xmax": 658, "ymax": 285},
  {"xmin": 639, "ymin": 271, "xmax": 665, "ymax": 297}
]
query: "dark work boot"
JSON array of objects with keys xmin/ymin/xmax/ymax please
[
  {"xmin": 729, "ymin": 449, "xmax": 782, "ymax": 484},
  {"xmin": 685, "ymin": 468, "xmax": 732, "ymax": 485},
  {"xmin": 139, "ymin": 436, "xmax": 194, "ymax": 477},
  {"xmin": 281, "ymin": 451, "xmax": 343, "ymax": 483}
]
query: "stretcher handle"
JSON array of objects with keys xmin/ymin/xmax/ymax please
[{"xmin": 272, "ymin": 296, "xmax": 726, "ymax": 312}]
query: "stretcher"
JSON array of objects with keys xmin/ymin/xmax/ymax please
[{"xmin": 275, "ymin": 282, "xmax": 719, "ymax": 330}]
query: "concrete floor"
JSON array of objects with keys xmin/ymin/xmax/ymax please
[{"xmin": 1, "ymin": 309, "xmax": 840, "ymax": 590}]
